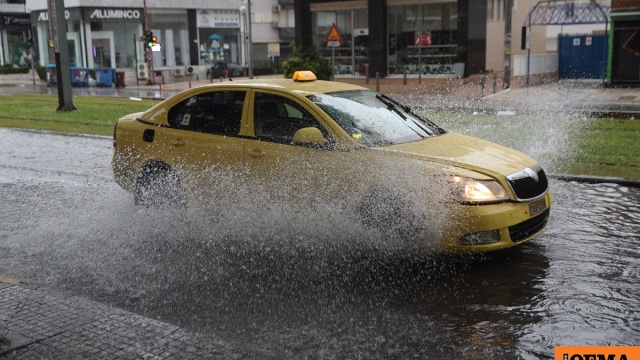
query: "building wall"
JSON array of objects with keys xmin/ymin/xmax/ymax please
[{"xmin": 485, "ymin": 18, "xmax": 505, "ymax": 71}]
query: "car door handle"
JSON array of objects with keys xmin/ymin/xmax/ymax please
[
  {"xmin": 248, "ymin": 148, "xmax": 265, "ymax": 158},
  {"xmin": 171, "ymin": 138, "xmax": 185, "ymax": 147}
]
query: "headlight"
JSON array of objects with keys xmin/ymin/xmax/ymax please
[{"xmin": 449, "ymin": 176, "xmax": 509, "ymax": 203}]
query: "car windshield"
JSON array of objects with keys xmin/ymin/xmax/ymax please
[{"xmin": 309, "ymin": 90, "xmax": 445, "ymax": 147}]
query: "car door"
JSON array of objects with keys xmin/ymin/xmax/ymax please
[
  {"xmin": 158, "ymin": 89, "xmax": 248, "ymax": 206},
  {"xmin": 244, "ymin": 90, "xmax": 368, "ymax": 211}
]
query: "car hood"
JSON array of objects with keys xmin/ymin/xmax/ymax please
[{"xmin": 384, "ymin": 132, "xmax": 537, "ymax": 178}]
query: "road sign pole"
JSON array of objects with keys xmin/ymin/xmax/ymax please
[{"xmin": 332, "ymin": 46, "xmax": 335, "ymax": 80}]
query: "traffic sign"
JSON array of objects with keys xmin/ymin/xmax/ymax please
[{"xmin": 325, "ymin": 24, "xmax": 342, "ymax": 48}]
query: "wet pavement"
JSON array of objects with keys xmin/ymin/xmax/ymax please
[
  {"xmin": 1, "ymin": 123, "xmax": 639, "ymax": 358},
  {"xmin": 1, "ymin": 72, "xmax": 640, "ymax": 358},
  {"xmin": 2, "ymin": 71, "xmax": 640, "ymax": 117}
]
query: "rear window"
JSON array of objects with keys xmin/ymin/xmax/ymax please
[{"xmin": 168, "ymin": 90, "xmax": 246, "ymax": 136}]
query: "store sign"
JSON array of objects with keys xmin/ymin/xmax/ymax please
[
  {"xmin": 197, "ymin": 9, "xmax": 240, "ymax": 28},
  {"xmin": 87, "ymin": 8, "xmax": 142, "ymax": 21},
  {"xmin": 36, "ymin": 11, "xmax": 68, "ymax": 22},
  {"xmin": 34, "ymin": 9, "xmax": 81, "ymax": 22},
  {"xmin": 1, "ymin": 14, "xmax": 31, "ymax": 28}
]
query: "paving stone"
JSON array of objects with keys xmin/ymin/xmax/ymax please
[{"xmin": 0, "ymin": 283, "xmax": 282, "ymax": 359}]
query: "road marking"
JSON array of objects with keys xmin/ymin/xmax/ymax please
[{"xmin": 0, "ymin": 275, "xmax": 21, "ymax": 284}]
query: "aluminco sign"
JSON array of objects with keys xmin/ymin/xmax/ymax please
[{"xmin": 90, "ymin": 9, "xmax": 140, "ymax": 20}]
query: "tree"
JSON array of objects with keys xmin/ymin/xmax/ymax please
[{"xmin": 283, "ymin": 43, "xmax": 332, "ymax": 80}]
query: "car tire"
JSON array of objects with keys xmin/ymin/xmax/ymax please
[
  {"xmin": 134, "ymin": 162, "xmax": 186, "ymax": 207},
  {"xmin": 357, "ymin": 188, "xmax": 417, "ymax": 236}
]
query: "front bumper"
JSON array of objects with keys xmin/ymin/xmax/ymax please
[{"xmin": 437, "ymin": 190, "xmax": 552, "ymax": 253}]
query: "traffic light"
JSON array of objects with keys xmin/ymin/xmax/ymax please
[{"xmin": 145, "ymin": 31, "xmax": 154, "ymax": 48}]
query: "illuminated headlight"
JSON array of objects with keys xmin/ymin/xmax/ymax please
[
  {"xmin": 460, "ymin": 230, "xmax": 500, "ymax": 245},
  {"xmin": 449, "ymin": 176, "xmax": 509, "ymax": 203}
]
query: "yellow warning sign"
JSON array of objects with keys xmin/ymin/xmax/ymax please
[{"xmin": 325, "ymin": 24, "xmax": 343, "ymax": 48}]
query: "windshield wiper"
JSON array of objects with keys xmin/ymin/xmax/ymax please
[
  {"xmin": 380, "ymin": 94, "xmax": 446, "ymax": 135},
  {"xmin": 380, "ymin": 94, "xmax": 412, "ymax": 113},
  {"xmin": 376, "ymin": 94, "xmax": 407, "ymax": 120}
]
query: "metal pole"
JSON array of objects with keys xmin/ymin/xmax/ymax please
[
  {"xmin": 418, "ymin": 0, "xmax": 422, "ymax": 84},
  {"xmin": 247, "ymin": 0, "xmax": 253, "ymax": 79},
  {"xmin": 50, "ymin": 0, "xmax": 75, "ymax": 111},
  {"xmin": 503, "ymin": 0, "xmax": 512, "ymax": 89},
  {"xmin": 376, "ymin": 72, "xmax": 380, "ymax": 92},
  {"xmin": 493, "ymin": 72, "xmax": 497, "ymax": 94},
  {"xmin": 593, "ymin": 2, "xmax": 609, "ymax": 86},
  {"xmin": 30, "ymin": 31, "xmax": 35, "ymax": 86},
  {"xmin": 332, "ymin": 46, "xmax": 335, "ymax": 80}
]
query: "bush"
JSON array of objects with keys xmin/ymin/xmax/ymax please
[
  {"xmin": 36, "ymin": 66, "xmax": 47, "ymax": 81},
  {"xmin": 283, "ymin": 43, "xmax": 332, "ymax": 80},
  {"xmin": 0, "ymin": 65, "xmax": 30, "ymax": 75},
  {"xmin": 253, "ymin": 65, "xmax": 275, "ymax": 76}
]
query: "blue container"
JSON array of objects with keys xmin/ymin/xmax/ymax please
[
  {"xmin": 46, "ymin": 64, "xmax": 57, "ymax": 86},
  {"xmin": 95, "ymin": 68, "xmax": 116, "ymax": 87},
  {"xmin": 70, "ymin": 67, "xmax": 89, "ymax": 86}
]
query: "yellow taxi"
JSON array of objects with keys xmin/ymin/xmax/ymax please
[{"xmin": 112, "ymin": 71, "xmax": 551, "ymax": 253}]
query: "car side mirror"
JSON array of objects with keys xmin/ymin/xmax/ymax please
[{"xmin": 292, "ymin": 127, "xmax": 326, "ymax": 147}]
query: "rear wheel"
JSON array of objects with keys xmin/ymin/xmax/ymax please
[{"xmin": 134, "ymin": 162, "xmax": 186, "ymax": 207}]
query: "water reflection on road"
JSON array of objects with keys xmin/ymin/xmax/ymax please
[{"xmin": 0, "ymin": 129, "xmax": 639, "ymax": 359}]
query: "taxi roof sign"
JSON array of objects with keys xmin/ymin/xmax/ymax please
[
  {"xmin": 292, "ymin": 70, "xmax": 317, "ymax": 82},
  {"xmin": 325, "ymin": 24, "xmax": 343, "ymax": 47}
]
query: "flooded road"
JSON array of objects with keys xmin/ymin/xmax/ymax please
[{"xmin": 0, "ymin": 127, "xmax": 639, "ymax": 359}]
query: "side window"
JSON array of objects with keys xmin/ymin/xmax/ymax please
[
  {"xmin": 253, "ymin": 93, "xmax": 326, "ymax": 144},
  {"xmin": 168, "ymin": 91, "xmax": 245, "ymax": 136}
]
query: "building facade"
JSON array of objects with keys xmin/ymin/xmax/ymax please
[
  {"xmin": 609, "ymin": 0, "xmax": 640, "ymax": 84},
  {"xmin": 0, "ymin": 0, "xmax": 31, "ymax": 67},
  {"xmin": 294, "ymin": 0, "xmax": 612, "ymax": 84},
  {"xmin": 23, "ymin": 0, "xmax": 294, "ymax": 78}
]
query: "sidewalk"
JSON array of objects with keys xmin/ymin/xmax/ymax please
[
  {"xmin": 0, "ymin": 280, "xmax": 280, "ymax": 359},
  {"xmin": 2, "ymin": 71, "xmax": 638, "ymax": 116}
]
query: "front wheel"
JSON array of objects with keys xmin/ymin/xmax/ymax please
[
  {"xmin": 134, "ymin": 163, "xmax": 186, "ymax": 207},
  {"xmin": 357, "ymin": 188, "xmax": 419, "ymax": 237}
]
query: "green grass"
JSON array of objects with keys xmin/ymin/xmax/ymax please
[
  {"xmin": 568, "ymin": 119, "xmax": 640, "ymax": 179},
  {"xmin": 0, "ymin": 94, "xmax": 159, "ymax": 136},
  {"xmin": 426, "ymin": 111, "xmax": 640, "ymax": 180},
  {"xmin": 1, "ymin": 94, "xmax": 639, "ymax": 180}
]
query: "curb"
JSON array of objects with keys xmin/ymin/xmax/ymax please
[{"xmin": 549, "ymin": 173, "xmax": 640, "ymax": 187}]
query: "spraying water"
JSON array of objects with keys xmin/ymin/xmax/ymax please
[{"xmin": 1, "ymin": 81, "xmax": 638, "ymax": 359}]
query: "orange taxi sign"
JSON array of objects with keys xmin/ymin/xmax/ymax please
[
  {"xmin": 325, "ymin": 24, "xmax": 342, "ymax": 48},
  {"xmin": 292, "ymin": 70, "xmax": 317, "ymax": 82}
]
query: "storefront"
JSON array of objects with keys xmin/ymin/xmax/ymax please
[
  {"xmin": 309, "ymin": 0, "xmax": 458, "ymax": 76},
  {"xmin": 196, "ymin": 9, "xmax": 242, "ymax": 66},
  {"xmin": 311, "ymin": 3, "xmax": 368, "ymax": 75},
  {"xmin": 0, "ymin": 13, "xmax": 32, "ymax": 66},
  {"xmin": 147, "ymin": 9, "xmax": 190, "ymax": 70},
  {"xmin": 31, "ymin": 8, "xmax": 82, "ymax": 67},
  {"xmin": 609, "ymin": 14, "xmax": 640, "ymax": 84},
  {"xmin": 31, "ymin": 7, "xmax": 143, "ymax": 69},
  {"xmin": 84, "ymin": 7, "xmax": 143, "ymax": 69},
  {"xmin": 387, "ymin": 1, "xmax": 458, "ymax": 75}
]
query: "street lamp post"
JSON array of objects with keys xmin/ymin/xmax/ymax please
[{"xmin": 240, "ymin": 0, "xmax": 253, "ymax": 79}]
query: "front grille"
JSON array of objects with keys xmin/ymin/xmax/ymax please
[
  {"xmin": 507, "ymin": 166, "xmax": 549, "ymax": 200},
  {"xmin": 509, "ymin": 209, "xmax": 550, "ymax": 243}
]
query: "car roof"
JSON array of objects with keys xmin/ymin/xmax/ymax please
[{"xmin": 192, "ymin": 79, "xmax": 368, "ymax": 96}]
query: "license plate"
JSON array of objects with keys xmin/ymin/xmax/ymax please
[{"xmin": 529, "ymin": 199, "xmax": 547, "ymax": 217}]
